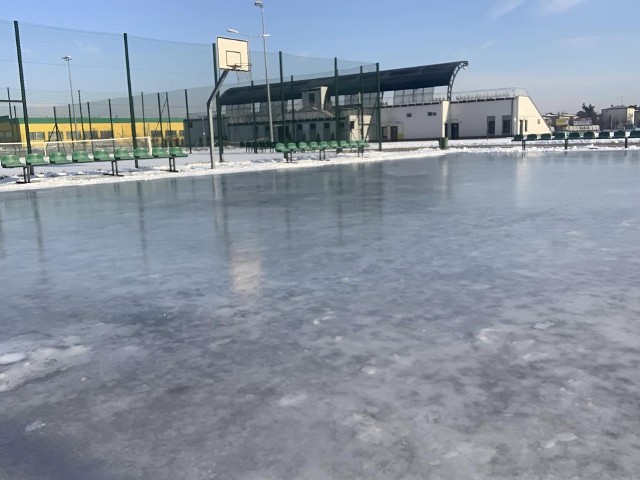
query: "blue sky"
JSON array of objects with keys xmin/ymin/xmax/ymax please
[{"xmin": 3, "ymin": 0, "xmax": 639, "ymax": 114}]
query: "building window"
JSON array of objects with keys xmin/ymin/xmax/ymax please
[
  {"xmin": 427, "ymin": 112, "xmax": 437, "ymax": 117},
  {"xmin": 349, "ymin": 121, "xmax": 355, "ymax": 129},
  {"xmin": 487, "ymin": 116, "xmax": 496, "ymax": 135},
  {"xmin": 524, "ymin": 120, "xmax": 528, "ymax": 132},
  {"xmin": 29, "ymin": 132, "xmax": 45, "ymax": 141},
  {"xmin": 406, "ymin": 113, "xmax": 412, "ymax": 118},
  {"xmin": 100, "ymin": 131, "xmax": 112, "ymax": 139},
  {"xmin": 309, "ymin": 92, "xmax": 315, "ymax": 104},
  {"xmin": 502, "ymin": 116, "xmax": 511, "ymax": 135}
]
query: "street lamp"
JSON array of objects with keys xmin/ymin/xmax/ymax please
[
  {"xmin": 62, "ymin": 55, "xmax": 78, "ymax": 141},
  {"xmin": 254, "ymin": 0, "xmax": 274, "ymax": 143}
]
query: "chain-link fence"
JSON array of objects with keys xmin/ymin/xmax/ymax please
[{"xmin": 1, "ymin": 20, "xmax": 381, "ymax": 160}]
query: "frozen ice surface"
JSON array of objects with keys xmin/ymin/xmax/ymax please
[{"xmin": 1, "ymin": 150, "xmax": 640, "ymax": 479}]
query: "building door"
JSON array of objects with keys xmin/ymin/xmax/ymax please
[
  {"xmin": 444, "ymin": 123, "xmax": 449, "ymax": 138},
  {"xmin": 450, "ymin": 123, "xmax": 460, "ymax": 139},
  {"xmin": 390, "ymin": 126, "xmax": 398, "ymax": 141}
]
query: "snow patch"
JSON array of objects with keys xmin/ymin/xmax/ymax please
[
  {"xmin": 0, "ymin": 345, "xmax": 89, "ymax": 393},
  {"xmin": 277, "ymin": 393, "xmax": 307, "ymax": 407},
  {"xmin": 0, "ymin": 352, "xmax": 28, "ymax": 366},
  {"xmin": 361, "ymin": 366, "xmax": 378, "ymax": 376}
]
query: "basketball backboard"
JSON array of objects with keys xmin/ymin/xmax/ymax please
[{"xmin": 216, "ymin": 36, "xmax": 250, "ymax": 72}]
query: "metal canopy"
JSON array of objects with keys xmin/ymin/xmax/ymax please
[{"xmin": 219, "ymin": 61, "xmax": 469, "ymax": 106}]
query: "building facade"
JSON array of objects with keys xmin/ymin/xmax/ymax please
[
  {"xmin": 0, "ymin": 116, "xmax": 186, "ymax": 147},
  {"xmin": 215, "ymin": 63, "xmax": 550, "ymax": 143},
  {"xmin": 600, "ymin": 106, "xmax": 636, "ymax": 130}
]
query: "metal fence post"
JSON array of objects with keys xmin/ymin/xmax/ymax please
[
  {"xmin": 87, "ymin": 102, "xmax": 93, "ymax": 144},
  {"xmin": 360, "ymin": 66, "xmax": 365, "ymax": 141},
  {"xmin": 78, "ymin": 90, "xmax": 86, "ymax": 140},
  {"xmin": 279, "ymin": 51, "xmax": 285, "ymax": 143},
  {"xmin": 14, "ymin": 21, "xmax": 31, "ymax": 155},
  {"xmin": 108, "ymin": 98, "xmax": 115, "ymax": 151},
  {"xmin": 165, "ymin": 92, "xmax": 172, "ymax": 147},
  {"xmin": 123, "ymin": 33, "xmax": 138, "ymax": 165},
  {"xmin": 53, "ymin": 106, "xmax": 60, "ymax": 142},
  {"xmin": 250, "ymin": 80, "xmax": 257, "ymax": 151},
  {"xmin": 212, "ymin": 43, "xmax": 224, "ymax": 162},
  {"xmin": 68, "ymin": 104, "xmax": 75, "ymax": 152},
  {"xmin": 157, "ymin": 92, "xmax": 164, "ymax": 147},
  {"xmin": 290, "ymin": 75, "xmax": 295, "ymax": 142},
  {"xmin": 184, "ymin": 89, "xmax": 192, "ymax": 152},
  {"xmin": 376, "ymin": 62, "xmax": 382, "ymax": 152},
  {"xmin": 334, "ymin": 57, "xmax": 340, "ymax": 143},
  {"xmin": 141, "ymin": 92, "xmax": 146, "ymax": 137}
]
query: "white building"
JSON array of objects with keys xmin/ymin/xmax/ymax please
[
  {"xmin": 381, "ymin": 88, "xmax": 549, "ymax": 140},
  {"xmin": 216, "ymin": 62, "xmax": 550, "ymax": 144},
  {"xmin": 600, "ymin": 105, "xmax": 635, "ymax": 130}
]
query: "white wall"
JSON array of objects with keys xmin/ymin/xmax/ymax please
[
  {"xmin": 381, "ymin": 102, "xmax": 446, "ymax": 140},
  {"xmin": 514, "ymin": 96, "xmax": 551, "ymax": 135},
  {"xmin": 379, "ymin": 95, "xmax": 549, "ymax": 140},
  {"xmin": 448, "ymin": 99, "xmax": 514, "ymax": 138}
]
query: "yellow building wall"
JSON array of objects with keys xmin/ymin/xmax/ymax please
[{"xmin": 6, "ymin": 120, "xmax": 186, "ymax": 145}]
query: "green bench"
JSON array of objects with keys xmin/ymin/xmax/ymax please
[
  {"xmin": 567, "ymin": 132, "xmax": 581, "ymax": 140},
  {"xmin": 310, "ymin": 141, "xmax": 327, "ymax": 160},
  {"xmin": 275, "ymin": 142, "xmax": 291, "ymax": 161},
  {"xmin": 598, "ymin": 131, "xmax": 611, "ymax": 139},
  {"xmin": 526, "ymin": 134, "xmax": 538, "ymax": 141},
  {"xmin": 152, "ymin": 147, "xmax": 178, "ymax": 172},
  {"xmin": 553, "ymin": 132, "xmax": 567, "ymax": 140},
  {"xmin": 0, "ymin": 153, "xmax": 47, "ymax": 183},
  {"xmin": 583, "ymin": 131, "xmax": 596, "ymax": 140},
  {"xmin": 297, "ymin": 142, "xmax": 310, "ymax": 153},
  {"xmin": 540, "ymin": 133, "xmax": 552, "ymax": 141},
  {"xmin": 72, "ymin": 151, "xmax": 93, "ymax": 163},
  {"xmin": 614, "ymin": 130, "xmax": 626, "ymax": 139},
  {"xmin": 49, "ymin": 152, "xmax": 72, "ymax": 165},
  {"xmin": 133, "ymin": 146, "xmax": 179, "ymax": 172},
  {"xmin": 629, "ymin": 131, "xmax": 640, "ymax": 139},
  {"xmin": 1, "ymin": 154, "xmax": 30, "ymax": 183}
]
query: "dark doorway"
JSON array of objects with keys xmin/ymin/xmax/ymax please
[
  {"xmin": 390, "ymin": 126, "xmax": 399, "ymax": 141},
  {"xmin": 450, "ymin": 123, "xmax": 460, "ymax": 139}
]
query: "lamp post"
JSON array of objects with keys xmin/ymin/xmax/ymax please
[
  {"xmin": 62, "ymin": 55, "xmax": 78, "ymax": 141},
  {"xmin": 254, "ymin": 0, "xmax": 274, "ymax": 143}
]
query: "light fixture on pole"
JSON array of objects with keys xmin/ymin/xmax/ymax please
[
  {"xmin": 254, "ymin": 0, "xmax": 274, "ymax": 143},
  {"xmin": 62, "ymin": 55, "xmax": 78, "ymax": 141}
]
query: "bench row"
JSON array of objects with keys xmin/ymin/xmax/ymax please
[
  {"xmin": 0, "ymin": 146, "xmax": 188, "ymax": 183},
  {"xmin": 514, "ymin": 130, "xmax": 640, "ymax": 141},
  {"xmin": 275, "ymin": 140, "xmax": 370, "ymax": 161}
]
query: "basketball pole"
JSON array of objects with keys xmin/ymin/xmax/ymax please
[{"xmin": 207, "ymin": 69, "xmax": 230, "ymax": 168}]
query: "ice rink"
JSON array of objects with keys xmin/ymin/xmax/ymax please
[{"xmin": 1, "ymin": 150, "xmax": 640, "ymax": 479}]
